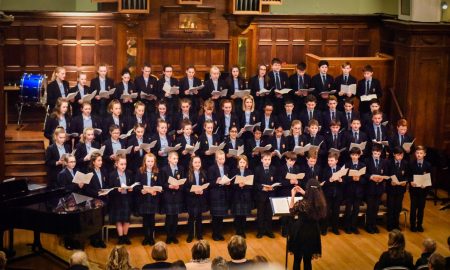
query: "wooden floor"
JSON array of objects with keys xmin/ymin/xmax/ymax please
[{"xmin": 4, "ymin": 124, "xmax": 450, "ymax": 270}]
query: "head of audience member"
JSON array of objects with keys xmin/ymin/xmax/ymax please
[
  {"xmin": 428, "ymin": 252, "xmax": 446, "ymax": 270},
  {"xmin": 422, "ymin": 238, "xmax": 437, "ymax": 255},
  {"xmin": 212, "ymin": 256, "xmax": 229, "ymax": 270},
  {"xmin": 0, "ymin": 251, "xmax": 6, "ymax": 270},
  {"xmin": 69, "ymin": 251, "xmax": 90, "ymax": 270},
  {"xmin": 191, "ymin": 240, "xmax": 210, "ymax": 262},
  {"xmin": 228, "ymin": 235, "xmax": 247, "ymax": 261},
  {"xmin": 152, "ymin": 241, "xmax": 168, "ymax": 262},
  {"xmin": 106, "ymin": 246, "xmax": 133, "ymax": 270},
  {"xmin": 171, "ymin": 260, "xmax": 187, "ymax": 270},
  {"xmin": 387, "ymin": 230, "xmax": 408, "ymax": 259}
]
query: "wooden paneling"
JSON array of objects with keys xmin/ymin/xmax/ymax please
[
  {"xmin": 144, "ymin": 40, "xmax": 229, "ymax": 79},
  {"xmin": 4, "ymin": 13, "xmax": 116, "ymax": 86}
]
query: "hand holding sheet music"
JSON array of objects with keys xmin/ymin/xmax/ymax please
[
  {"xmin": 235, "ymin": 175, "xmax": 254, "ymax": 186},
  {"xmin": 211, "ymin": 89, "xmax": 228, "ymax": 98},
  {"xmin": 168, "ymin": 177, "xmax": 187, "ymax": 186},
  {"xmin": 72, "ymin": 172, "xmax": 93, "ymax": 185},
  {"xmin": 98, "ymin": 88, "xmax": 115, "ymax": 99},
  {"xmin": 190, "ymin": 183, "xmax": 210, "ymax": 193},
  {"xmin": 228, "ymin": 145, "xmax": 244, "ymax": 157},
  {"xmin": 413, "ymin": 173, "xmax": 432, "ymax": 188}
]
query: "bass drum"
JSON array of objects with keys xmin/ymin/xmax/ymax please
[{"xmin": 19, "ymin": 73, "xmax": 47, "ymax": 104}]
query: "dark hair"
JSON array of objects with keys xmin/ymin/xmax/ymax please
[
  {"xmin": 143, "ymin": 63, "xmax": 152, "ymax": 68},
  {"xmin": 330, "ymin": 120, "xmax": 341, "ymax": 127},
  {"xmin": 369, "ymin": 98, "xmax": 381, "ymax": 106},
  {"xmin": 284, "ymin": 151, "xmax": 297, "ymax": 161},
  {"xmin": 429, "ymin": 253, "xmax": 446, "ymax": 270},
  {"xmin": 211, "ymin": 256, "xmax": 228, "ymax": 270},
  {"xmin": 306, "ymin": 94, "xmax": 317, "ymax": 103},
  {"xmin": 349, "ymin": 147, "xmax": 362, "ymax": 155},
  {"xmin": 285, "ymin": 99, "xmax": 294, "ymax": 105},
  {"xmin": 227, "ymin": 235, "xmax": 247, "ymax": 260},
  {"xmin": 303, "ymin": 178, "xmax": 327, "ymax": 221},
  {"xmin": 191, "ymin": 240, "xmax": 210, "ymax": 261},
  {"xmin": 171, "ymin": 260, "xmax": 186, "ymax": 270},
  {"xmin": 318, "ymin": 60, "xmax": 329, "ymax": 67},
  {"xmin": 372, "ymin": 144, "xmax": 382, "ymax": 153},
  {"xmin": 271, "ymin": 58, "xmax": 281, "ymax": 65},
  {"xmin": 344, "ymin": 97, "xmax": 354, "ymax": 105},
  {"xmin": 393, "ymin": 146, "xmax": 404, "ymax": 155},
  {"xmin": 121, "ymin": 68, "xmax": 130, "ymax": 76},
  {"xmin": 297, "ymin": 62, "xmax": 306, "ymax": 71},
  {"xmin": 363, "ymin": 64, "xmax": 373, "ymax": 72},
  {"xmin": 163, "ymin": 64, "xmax": 173, "ymax": 72},
  {"xmin": 387, "ymin": 229, "xmax": 407, "ymax": 260}
]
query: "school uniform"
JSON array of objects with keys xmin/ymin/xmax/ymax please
[
  {"xmin": 278, "ymin": 111, "xmax": 299, "ymax": 131},
  {"xmin": 201, "ymin": 78, "xmax": 228, "ymax": 109},
  {"xmin": 44, "ymin": 114, "xmax": 71, "ymax": 143},
  {"xmin": 57, "ymin": 167, "xmax": 81, "ymax": 193},
  {"xmin": 344, "ymin": 129, "xmax": 369, "ymax": 156},
  {"xmin": 386, "ymin": 159, "xmax": 409, "ymax": 231},
  {"xmin": 343, "ymin": 160, "xmax": 367, "ymax": 233},
  {"xmin": 366, "ymin": 123, "xmax": 388, "ymax": 156},
  {"xmin": 343, "ymin": 110, "xmax": 360, "ymax": 130},
  {"xmin": 249, "ymin": 75, "xmax": 271, "ymax": 111},
  {"xmin": 45, "ymin": 143, "xmax": 72, "ymax": 188},
  {"xmin": 107, "ymin": 170, "xmax": 134, "ymax": 224},
  {"xmin": 175, "ymin": 134, "xmax": 198, "ymax": 170},
  {"xmin": 127, "ymin": 135, "xmax": 151, "ymax": 173},
  {"xmin": 102, "ymin": 138, "xmax": 126, "ymax": 172},
  {"xmin": 321, "ymin": 109, "xmax": 347, "ymax": 134},
  {"xmin": 231, "ymin": 168, "xmax": 254, "ymax": 237},
  {"xmin": 244, "ymin": 137, "xmax": 268, "ymax": 170},
  {"xmin": 178, "ymin": 76, "xmax": 203, "ymax": 112},
  {"xmin": 408, "ymin": 159, "xmax": 432, "ymax": 231},
  {"xmin": 84, "ymin": 167, "xmax": 108, "ymax": 199},
  {"xmin": 289, "ymin": 73, "xmax": 312, "ymax": 113},
  {"xmin": 74, "ymin": 141, "xmax": 100, "ymax": 173},
  {"xmin": 173, "ymin": 111, "xmax": 197, "ymax": 133},
  {"xmin": 207, "ymin": 164, "xmax": 231, "ymax": 240},
  {"xmin": 224, "ymin": 137, "xmax": 244, "ymax": 168},
  {"xmin": 260, "ymin": 114, "xmax": 278, "ymax": 134},
  {"xmin": 268, "ymin": 70, "xmax": 289, "ymax": 114},
  {"xmin": 124, "ymin": 114, "xmax": 151, "ymax": 136},
  {"xmin": 149, "ymin": 113, "xmax": 174, "ymax": 136},
  {"xmin": 303, "ymin": 133, "xmax": 327, "ymax": 161},
  {"xmin": 134, "ymin": 75, "xmax": 158, "ymax": 116},
  {"xmin": 269, "ymin": 135, "xmax": 288, "ymax": 168},
  {"xmin": 301, "ymin": 163, "xmax": 321, "ymax": 189},
  {"xmin": 364, "ymin": 156, "xmax": 388, "ymax": 233},
  {"xmin": 160, "ymin": 165, "xmax": 185, "ymax": 242},
  {"xmin": 195, "ymin": 113, "xmax": 218, "ymax": 136},
  {"xmin": 102, "ymin": 114, "xmax": 126, "ymax": 141},
  {"xmin": 325, "ymin": 131, "xmax": 348, "ymax": 164},
  {"xmin": 299, "ymin": 108, "xmax": 323, "ymax": 129},
  {"xmin": 113, "ymin": 81, "xmax": 137, "ymax": 117},
  {"xmin": 238, "ymin": 110, "xmax": 259, "ymax": 141},
  {"xmin": 135, "ymin": 170, "xmax": 161, "ymax": 244},
  {"xmin": 334, "ymin": 74, "xmax": 357, "ymax": 110},
  {"xmin": 362, "ymin": 111, "xmax": 388, "ymax": 132},
  {"xmin": 226, "ymin": 76, "xmax": 246, "ymax": 112},
  {"xmin": 47, "ymin": 80, "xmax": 69, "ymax": 111},
  {"xmin": 90, "ymin": 77, "xmax": 115, "ymax": 118},
  {"xmin": 356, "ymin": 77, "xmax": 382, "ymax": 114},
  {"xmin": 217, "ymin": 112, "xmax": 240, "ymax": 141},
  {"xmin": 150, "ymin": 133, "xmax": 173, "ymax": 167},
  {"xmin": 320, "ymin": 165, "xmax": 344, "ymax": 233},
  {"xmin": 69, "ymin": 114, "xmax": 101, "ymax": 136},
  {"xmin": 254, "ymin": 165, "xmax": 277, "ymax": 237},
  {"xmin": 197, "ymin": 133, "xmax": 221, "ymax": 170},
  {"xmin": 278, "ymin": 163, "xmax": 302, "ymax": 236},
  {"xmin": 388, "ymin": 133, "xmax": 415, "ymax": 161},
  {"xmin": 69, "ymin": 84, "xmax": 92, "ymax": 117},
  {"xmin": 185, "ymin": 170, "xmax": 209, "ymax": 240},
  {"xmin": 156, "ymin": 76, "xmax": 179, "ymax": 112},
  {"xmin": 310, "ymin": 73, "xmax": 335, "ymax": 111}
]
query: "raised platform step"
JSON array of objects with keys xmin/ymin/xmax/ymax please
[
  {"xmin": 5, "ymin": 153, "xmax": 46, "ymax": 163},
  {"xmin": 5, "ymin": 141, "xmax": 45, "ymax": 154},
  {"xmin": 5, "ymin": 160, "xmax": 45, "ymax": 166},
  {"xmin": 5, "ymin": 171, "xmax": 47, "ymax": 178},
  {"xmin": 6, "ymin": 164, "xmax": 46, "ymax": 175}
]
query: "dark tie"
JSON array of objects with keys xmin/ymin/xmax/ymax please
[
  {"xmin": 332, "ymin": 168, "xmax": 336, "ymax": 173},
  {"xmin": 353, "ymin": 164, "xmax": 358, "ymax": 169},
  {"xmin": 347, "ymin": 112, "xmax": 351, "ymax": 121},
  {"xmin": 344, "ymin": 76, "xmax": 348, "ymax": 84},
  {"xmin": 376, "ymin": 126, "xmax": 381, "ymax": 141},
  {"xmin": 298, "ymin": 76, "xmax": 303, "ymax": 89},
  {"xmin": 365, "ymin": 80, "xmax": 370, "ymax": 95},
  {"xmin": 331, "ymin": 111, "xmax": 335, "ymax": 120},
  {"xmin": 173, "ymin": 169, "xmax": 178, "ymax": 177},
  {"xmin": 333, "ymin": 135, "xmax": 337, "ymax": 148},
  {"xmin": 309, "ymin": 111, "xmax": 313, "ymax": 120},
  {"xmin": 322, "ymin": 75, "xmax": 327, "ymax": 87},
  {"xmin": 311, "ymin": 136, "xmax": 315, "ymax": 145},
  {"xmin": 275, "ymin": 73, "xmax": 281, "ymax": 89},
  {"xmin": 418, "ymin": 163, "xmax": 422, "ymax": 169},
  {"xmin": 375, "ymin": 159, "xmax": 379, "ymax": 169},
  {"xmin": 354, "ymin": 132, "xmax": 359, "ymax": 143},
  {"xmin": 310, "ymin": 167, "xmax": 314, "ymax": 174},
  {"xmin": 288, "ymin": 167, "xmax": 292, "ymax": 173},
  {"xmin": 265, "ymin": 169, "xmax": 269, "ymax": 175},
  {"xmin": 396, "ymin": 162, "xmax": 400, "ymax": 170},
  {"xmin": 400, "ymin": 135, "xmax": 404, "ymax": 146},
  {"xmin": 288, "ymin": 114, "xmax": 291, "ymax": 122}
]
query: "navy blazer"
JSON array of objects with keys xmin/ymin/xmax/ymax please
[
  {"xmin": 320, "ymin": 165, "xmax": 344, "ymax": 198},
  {"xmin": 268, "ymin": 70, "xmax": 289, "ymax": 90},
  {"xmin": 102, "ymin": 114, "xmax": 126, "ymax": 139},
  {"xmin": 74, "ymin": 141, "xmax": 100, "ymax": 173},
  {"xmin": 356, "ymin": 77, "xmax": 382, "ymax": 99},
  {"xmin": 289, "ymin": 73, "xmax": 312, "ymax": 90},
  {"xmin": 178, "ymin": 76, "xmax": 202, "ymax": 98},
  {"xmin": 216, "ymin": 112, "xmax": 240, "ymax": 140},
  {"xmin": 124, "ymin": 114, "xmax": 150, "ymax": 135},
  {"xmin": 386, "ymin": 159, "xmax": 409, "ymax": 195},
  {"xmin": 277, "ymin": 164, "xmax": 302, "ymax": 196},
  {"xmin": 156, "ymin": 77, "xmax": 179, "ymax": 100},
  {"xmin": 365, "ymin": 157, "xmax": 389, "ymax": 196},
  {"xmin": 195, "ymin": 113, "xmax": 218, "ymax": 135},
  {"xmin": 47, "ymin": 80, "xmax": 69, "ymax": 109},
  {"xmin": 85, "ymin": 167, "xmax": 108, "ymax": 198},
  {"xmin": 173, "ymin": 111, "xmax": 197, "ymax": 132},
  {"xmin": 113, "ymin": 81, "xmax": 137, "ymax": 100},
  {"xmin": 45, "ymin": 143, "xmax": 72, "ymax": 184},
  {"xmin": 150, "ymin": 134, "xmax": 173, "ymax": 157},
  {"xmin": 134, "ymin": 75, "xmax": 158, "ymax": 97},
  {"xmin": 44, "ymin": 114, "xmax": 71, "ymax": 142},
  {"xmin": 301, "ymin": 163, "xmax": 321, "ymax": 189},
  {"xmin": 90, "ymin": 77, "xmax": 115, "ymax": 92},
  {"xmin": 321, "ymin": 110, "xmax": 348, "ymax": 133},
  {"xmin": 68, "ymin": 85, "xmax": 93, "ymax": 116},
  {"xmin": 200, "ymin": 78, "xmax": 228, "ymax": 100},
  {"xmin": 254, "ymin": 165, "xmax": 278, "ymax": 200},
  {"xmin": 69, "ymin": 115, "xmax": 101, "ymax": 135},
  {"xmin": 278, "ymin": 112, "xmax": 300, "ymax": 131},
  {"xmin": 334, "ymin": 74, "xmax": 357, "ymax": 93},
  {"xmin": 299, "ymin": 109, "xmax": 323, "ymax": 128},
  {"xmin": 225, "ymin": 76, "xmax": 246, "ymax": 97},
  {"xmin": 160, "ymin": 165, "xmax": 185, "ymax": 206},
  {"xmin": 57, "ymin": 168, "xmax": 80, "ymax": 193},
  {"xmin": 310, "ymin": 73, "xmax": 334, "ymax": 96},
  {"xmin": 343, "ymin": 160, "xmax": 367, "ymax": 198}
]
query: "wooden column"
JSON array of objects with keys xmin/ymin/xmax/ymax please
[
  {"xmin": 0, "ymin": 16, "xmax": 13, "ymax": 181},
  {"xmin": 381, "ymin": 20, "xmax": 450, "ymax": 153}
]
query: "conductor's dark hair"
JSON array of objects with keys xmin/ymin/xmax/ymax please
[{"xmin": 304, "ymin": 178, "xmax": 327, "ymax": 221}]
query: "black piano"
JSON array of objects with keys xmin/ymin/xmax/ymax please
[{"xmin": 0, "ymin": 178, "xmax": 104, "ymax": 263}]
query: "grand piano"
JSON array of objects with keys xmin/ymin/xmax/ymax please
[{"xmin": 0, "ymin": 178, "xmax": 104, "ymax": 263}]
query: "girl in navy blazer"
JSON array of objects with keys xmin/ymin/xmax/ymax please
[
  {"xmin": 103, "ymin": 124, "xmax": 127, "ymax": 172},
  {"xmin": 224, "ymin": 125, "xmax": 244, "ymax": 168},
  {"xmin": 135, "ymin": 153, "xmax": 161, "ymax": 246},
  {"xmin": 198, "ymin": 119, "xmax": 221, "ymax": 170},
  {"xmin": 195, "ymin": 99, "xmax": 217, "ymax": 136},
  {"xmin": 69, "ymin": 102, "xmax": 101, "ymax": 141},
  {"xmin": 44, "ymin": 98, "xmax": 71, "ymax": 144},
  {"xmin": 45, "ymin": 127, "xmax": 72, "ymax": 187},
  {"xmin": 69, "ymin": 72, "xmax": 92, "ymax": 117},
  {"xmin": 74, "ymin": 127, "xmax": 100, "ymax": 173},
  {"xmin": 173, "ymin": 98, "xmax": 197, "ymax": 132},
  {"xmin": 103, "ymin": 100, "xmax": 126, "ymax": 140},
  {"xmin": 114, "ymin": 68, "xmax": 136, "ymax": 117},
  {"xmin": 108, "ymin": 155, "xmax": 134, "ymax": 245},
  {"xmin": 127, "ymin": 123, "xmax": 150, "ymax": 174},
  {"xmin": 151, "ymin": 119, "xmax": 173, "ymax": 167},
  {"xmin": 47, "ymin": 66, "xmax": 69, "ymax": 111},
  {"xmin": 231, "ymin": 155, "xmax": 254, "ymax": 238},
  {"xmin": 175, "ymin": 119, "xmax": 198, "ymax": 170},
  {"xmin": 185, "ymin": 156, "xmax": 209, "ymax": 242},
  {"xmin": 238, "ymin": 95, "xmax": 259, "ymax": 142}
]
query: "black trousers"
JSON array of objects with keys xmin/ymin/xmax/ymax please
[
  {"xmin": 256, "ymin": 199, "xmax": 273, "ymax": 234},
  {"xmin": 293, "ymin": 252, "xmax": 312, "ymax": 270},
  {"xmin": 410, "ymin": 190, "xmax": 427, "ymax": 228},
  {"xmin": 280, "ymin": 216, "xmax": 294, "ymax": 235},
  {"xmin": 165, "ymin": 214, "xmax": 178, "ymax": 239},
  {"xmin": 188, "ymin": 212, "xmax": 203, "ymax": 238},
  {"xmin": 366, "ymin": 195, "xmax": 381, "ymax": 227},
  {"xmin": 344, "ymin": 197, "xmax": 362, "ymax": 229},
  {"xmin": 234, "ymin": 215, "xmax": 247, "ymax": 235},
  {"xmin": 142, "ymin": 214, "xmax": 155, "ymax": 239},
  {"xmin": 325, "ymin": 194, "xmax": 342, "ymax": 229},
  {"xmin": 212, "ymin": 216, "xmax": 224, "ymax": 237},
  {"xmin": 386, "ymin": 192, "xmax": 404, "ymax": 230}
]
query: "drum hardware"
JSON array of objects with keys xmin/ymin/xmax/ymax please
[{"xmin": 17, "ymin": 73, "xmax": 48, "ymax": 128}]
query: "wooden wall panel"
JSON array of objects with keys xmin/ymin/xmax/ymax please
[{"xmin": 4, "ymin": 13, "xmax": 116, "ymax": 86}]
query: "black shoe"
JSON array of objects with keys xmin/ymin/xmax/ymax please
[
  {"xmin": 124, "ymin": 235, "xmax": 131, "ymax": 245},
  {"xmin": 118, "ymin": 236, "xmax": 125, "ymax": 245},
  {"xmin": 218, "ymin": 235, "xmax": 225, "ymax": 241},
  {"xmin": 213, "ymin": 235, "xmax": 221, "ymax": 241},
  {"xmin": 197, "ymin": 235, "xmax": 203, "ymax": 240},
  {"xmin": 187, "ymin": 235, "xmax": 194, "ymax": 243},
  {"xmin": 266, "ymin": 232, "xmax": 275, "ymax": 238},
  {"xmin": 172, "ymin": 237, "xmax": 179, "ymax": 244},
  {"xmin": 256, "ymin": 233, "xmax": 263, "ymax": 239},
  {"xmin": 97, "ymin": 240, "xmax": 106, "ymax": 248},
  {"xmin": 366, "ymin": 227, "xmax": 375, "ymax": 234},
  {"xmin": 352, "ymin": 227, "xmax": 360, "ymax": 235},
  {"xmin": 148, "ymin": 238, "xmax": 155, "ymax": 246},
  {"xmin": 142, "ymin": 237, "xmax": 149, "ymax": 245},
  {"xmin": 417, "ymin": 226, "xmax": 424, "ymax": 232},
  {"xmin": 166, "ymin": 237, "xmax": 172, "ymax": 244},
  {"xmin": 332, "ymin": 228, "xmax": 340, "ymax": 235},
  {"xmin": 320, "ymin": 229, "xmax": 327, "ymax": 236},
  {"xmin": 281, "ymin": 229, "xmax": 287, "ymax": 238},
  {"xmin": 344, "ymin": 228, "xmax": 352, "ymax": 234},
  {"xmin": 64, "ymin": 239, "xmax": 73, "ymax": 250},
  {"xmin": 373, "ymin": 226, "xmax": 380, "ymax": 234},
  {"xmin": 410, "ymin": 226, "xmax": 417, "ymax": 232}
]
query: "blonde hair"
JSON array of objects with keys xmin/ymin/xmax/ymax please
[
  {"xmin": 108, "ymin": 99, "xmax": 122, "ymax": 114},
  {"xmin": 290, "ymin": 120, "xmax": 302, "ymax": 136},
  {"xmin": 80, "ymin": 127, "xmax": 94, "ymax": 144},
  {"xmin": 69, "ymin": 251, "xmax": 90, "ymax": 268},
  {"xmin": 106, "ymin": 246, "xmax": 133, "ymax": 270},
  {"xmin": 242, "ymin": 95, "xmax": 255, "ymax": 112},
  {"xmin": 210, "ymin": 65, "xmax": 220, "ymax": 76},
  {"xmin": 53, "ymin": 126, "xmax": 66, "ymax": 142},
  {"xmin": 51, "ymin": 66, "xmax": 65, "ymax": 81},
  {"xmin": 51, "ymin": 97, "xmax": 69, "ymax": 119}
]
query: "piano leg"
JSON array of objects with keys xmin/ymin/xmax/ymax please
[{"xmin": 31, "ymin": 230, "xmax": 43, "ymax": 252}]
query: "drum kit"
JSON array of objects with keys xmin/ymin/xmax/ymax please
[{"xmin": 17, "ymin": 73, "xmax": 48, "ymax": 127}]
